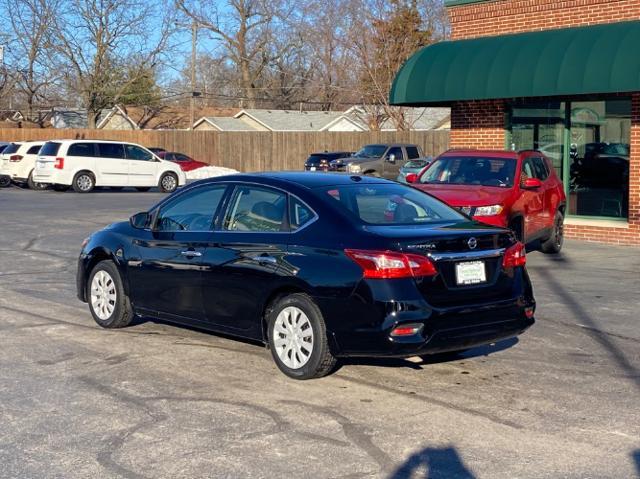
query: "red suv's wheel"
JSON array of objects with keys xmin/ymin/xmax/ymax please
[{"xmin": 540, "ymin": 210, "xmax": 564, "ymax": 254}]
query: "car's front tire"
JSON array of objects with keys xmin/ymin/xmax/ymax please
[
  {"xmin": 159, "ymin": 172, "xmax": 178, "ymax": 193},
  {"xmin": 267, "ymin": 293, "xmax": 336, "ymax": 380},
  {"xmin": 73, "ymin": 171, "xmax": 95, "ymax": 193},
  {"xmin": 87, "ymin": 260, "xmax": 133, "ymax": 329},
  {"xmin": 540, "ymin": 210, "xmax": 564, "ymax": 254}
]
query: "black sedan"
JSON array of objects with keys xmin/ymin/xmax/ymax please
[
  {"xmin": 77, "ymin": 172, "xmax": 535, "ymax": 379},
  {"xmin": 304, "ymin": 151, "xmax": 353, "ymax": 171}
]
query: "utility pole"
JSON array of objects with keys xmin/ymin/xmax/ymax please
[{"xmin": 189, "ymin": 20, "xmax": 197, "ymax": 130}]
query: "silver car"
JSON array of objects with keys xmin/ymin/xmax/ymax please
[{"xmin": 396, "ymin": 157, "xmax": 433, "ymax": 183}]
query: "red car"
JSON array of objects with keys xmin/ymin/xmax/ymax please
[
  {"xmin": 406, "ymin": 149, "xmax": 566, "ymax": 253},
  {"xmin": 157, "ymin": 152, "xmax": 208, "ymax": 172}
]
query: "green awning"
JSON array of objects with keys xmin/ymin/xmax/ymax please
[{"xmin": 390, "ymin": 20, "xmax": 640, "ymax": 106}]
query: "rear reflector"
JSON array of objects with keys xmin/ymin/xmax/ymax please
[
  {"xmin": 525, "ymin": 306, "xmax": 535, "ymax": 319},
  {"xmin": 345, "ymin": 249, "xmax": 437, "ymax": 279},
  {"xmin": 54, "ymin": 157, "xmax": 64, "ymax": 169},
  {"xmin": 9, "ymin": 155, "xmax": 23, "ymax": 162},
  {"xmin": 391, "ymin": 323, "xmax": 423, "ymax": 337},
  {"xmin": 502, "ymin": 242, "xmax": 526, "ymax": 268}
]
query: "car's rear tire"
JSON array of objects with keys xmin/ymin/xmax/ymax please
[
  {"xmin": 72, "ymin": 171, "xmax": 95, "ymax": 193},
  {"xmin": 540, "ymin": 210, "xmax": 564, "ymax": 254},
  {"xmin": 28, "ymin": 171, "xmax": 48, "ymax": 190},
  {"xmin": 0, "ymin": 176, "xmax": 11, "ymax": 187},
  {"xmin": 159, "ymin": 172, "xmax": 178, "ymax": 193},
  {"xmin": 267, "ymin": 293, "xmax": 336, "ymax": 380},
  {"xmin": 52, "ymin": 184, "xmax": 70, "ymax": 192},
  {"xmin": 136, "ymin": 187, "xmax": 151, "ymax": 192},
  {"xmin": 87, "ymin": 260, "xmax": 133, "ymax": 329}
]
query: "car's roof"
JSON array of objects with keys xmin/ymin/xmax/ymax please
[
  {"xmin": 440, "ymin": 149, "xmax": 519, "ymax": 159},
  {"xmin": 44, "ymin": 139, "xmax": 139, "ymax": 145},
  {"xmin": 309, "ymin": 151, "xmax": 351, "ymax": 156},
  {"xmin": 191, "ymin": 171, "xmax": 392, "ymax": 190}
]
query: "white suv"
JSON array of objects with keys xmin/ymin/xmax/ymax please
[
  {"xmin": 33, "ymin": 140, "xmax": 186, "ymax": 193},
  {"xmin": 0, "ymin": 141, "xmax": 47, "ymax": 189}
]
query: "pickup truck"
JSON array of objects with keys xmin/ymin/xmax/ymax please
[{"xmin": 332, "ymin": 143, "xmax": 424, "ymax": 180}]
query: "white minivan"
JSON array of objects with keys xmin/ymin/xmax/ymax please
[
  {"xmin": 33, "ymin": 140, "xmax": 186, "ymax": 193},
  {"xmin": 0, "ymin": 141, "xmax": 47, "ymax": 189}
]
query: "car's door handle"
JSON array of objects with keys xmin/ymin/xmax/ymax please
[
  {"xmin": 252, "ymin": 255, "xmax": 277, "ymax": 264},
  {"xmin": 181, "ymin": 250, "xmax": 202, "ymax": 257}
]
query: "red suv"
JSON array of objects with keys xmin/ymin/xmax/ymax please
[{"xmin": 406, "ymin": 150, "xmax": 566, "ymax": 253}]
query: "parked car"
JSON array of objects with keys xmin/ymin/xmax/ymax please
[
  {"xmin": 341, "ymin": 143, "xmax": 424, "ymax": 179},
  {"xmin": 304, "ymin": 151, "xmax": 353, "ymax": 171},
  {"xmin": 158, "ymin": 151, "xmax": 208, "ymax": 172},
  {"xmin": 0, "ymin": 142, "xmax": 14, "ymax": 187},
  {"xmin": 148, "ymin": 147, "xmax": 167, "ymax": 155},
  {"xmin": 77, "ymin": 172, "xmax": 535, "ymax": 380},
  {"xmin": 0, "ymin": 141, "xmax": 47, "ymax": 189},
  {"xmin": 397, "ymin": 157, "xmax": 433, "ymax": 183},
  {"xmin": 406, "ymin": 149, "xmax": 566, "ymax": 253},
  {"xmin": 33, "ymin": 140, "xmax": 186, "ymax": 193}
]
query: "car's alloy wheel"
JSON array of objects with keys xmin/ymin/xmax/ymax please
[
  {"xmin": 159, "ymin": 173, "xmax": 178, "ymax": 193},
  {"xmin": 73, "ymin": 172, "xmax": 94, "ymax": 193},
  {"xmin": 267, "ymin": 293, "xmax": 336, "ymax": 379},
  {"xmin": 0, "ymin": 176, "xmax": 10, "ymax": 187},
  {"xmin": 541, "ymin": 211, "xmax": 564, "ymax": 254},
  {"xmin": 90, "ymin": 270, "xmax": 117, "ymax": 320},
  {"xmin": 273, "ymin": 306, "xmax": 314, "ymax": 369}
]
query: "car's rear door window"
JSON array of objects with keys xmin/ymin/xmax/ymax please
[
  {"xmin": 406, "ymin": 146, "xmax": 420, "ymax": 159},
  {"xmin": 26, "ymin": 145, "xmax": 42, "ymax": 155},
  {"xmin": 3, "ymin": 143, "xmax": 21, "ymax": 155},
  {"xmin": 97, "ymin": 143, "xmax": 125, "ymax": 159},
  {"xmin": 531, "ymin": 157, "xmax": 549, "ymax": 180},
  {"xmin": 224, "ymin": 186, "xmax": 287, "ymax": 232},
  {"xmin": 155, "ymin": 185, "xmax": 228, "ymax": 232},
  {"xmin": 67, "ymin": 143, "xmax": 96, "ymax": 157}
]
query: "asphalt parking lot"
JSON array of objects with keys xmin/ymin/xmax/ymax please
[{"xmin": 1, "ymin": 185, "xmax": 639, "ymax": 479}]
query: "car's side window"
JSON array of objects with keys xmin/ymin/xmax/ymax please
[
  {"xmin": 155, "ymin": 185, "xmax": 227, "ymax": 232},
  {"xmin": 224, "ymin": 186, "xmax": 287, "ymax": 232},
  {"xmin": 521, "ymin": 158, "xmax": 536, "ymax": 183},
  {"xmin": 406, "ymin": 146, "xmax": 420, "ymax": 160},
  {"xmin": 125, "ymin": 145, "xmax": 154, "ymax": 161},
  {"xmin": 97, "ymin": 143, "xmax": 125, "ymax": 159},
  {"xmin": 289, "ymin": 196, "xmax": 316, "ymax": 231},
  {"xmin": 67, "ymin": 143, "xmax": 96, "ymax": 157},
  {"xmin": 532, "ymin": 157, "xmax": 549, "ymax": 180},
  {"xmin": 27, "ymin": 145, "xmax": 42, "ymax": 155},
  {"xmin": 387, "ymin": 146, "xmax": 405, "ymax": 161}
]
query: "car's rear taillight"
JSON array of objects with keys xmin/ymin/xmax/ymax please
[
  {"xmin": 345, "ymin": 249, "xmax": 437, "ymax": 279},
  {"xmin": 9, "ymin": 155, "xmax": 23, "ymax": 162},
  {"xmin": 503, "ymin": 242, "xmax": 526, "ymax": 268},
  {"xmin": 54, "ymin": 157, "xmax": 64, "ymax": 169}
]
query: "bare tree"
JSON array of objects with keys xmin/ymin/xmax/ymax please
[
  {"xmin": 53, "ymin": 0, "xmax": 175, "ymax": 127},
  {"xmin": 177, "ymin": 0, "xmax": 290, "ymax": 109},
  {"xmin": 2, "ymin": 0, "xmax": 61, "ymax": 124}
]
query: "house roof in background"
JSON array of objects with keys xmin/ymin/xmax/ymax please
[
  {"xmin": 344, "ymin": 106, "xmax": 450, "ymax": 130},
  {"xmin": 125, "ymin": 106, "xmax": 240, "ymax": 130},
  {"xmin": 235, "ymin": 109, "xmax": 345, "ymax": 131},
  {"xmin": 196, "ymin": 117, "xmax": 260, "ymax": 131}
]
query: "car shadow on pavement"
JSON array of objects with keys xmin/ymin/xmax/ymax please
[
  {"xmin": 339, "ymin": 337, "xmax": 518, "ymax": 371},
  {"xmin": 388, "ymin": 446, "xmax": 475, "ymax": 479}
]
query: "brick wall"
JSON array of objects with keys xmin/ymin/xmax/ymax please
[
  {"xmin": 449, "ymin": 0, "xmax": 640, "ymax": 40},
  {"xmin": 450, "ymin": 100, "xmax": 506, "ymax": 149}
]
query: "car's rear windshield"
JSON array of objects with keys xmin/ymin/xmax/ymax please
[
  {"xmin": 3, "ymin": 143, "xmax": 20, "ymax": 155},
  {"xmin": 404, "ymin": 159, "xmax": 429, "ymax": 169},
  {"xmin": 39, "ymin": 142, "xmax": 61, "ymax": 156},
  {"xmin": 420, "ymin": 156, "xmax": 517, "ymax": 188},
  {"xmin": 317, "ymin": 184, "xmax": 465, "ymax": 225}
]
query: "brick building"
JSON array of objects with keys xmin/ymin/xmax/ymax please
[{"xmin": 390, "ymin": 0, "xmax": 640, "ymax": 245}]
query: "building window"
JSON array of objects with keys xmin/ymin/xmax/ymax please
[{"xmin": 509, "ymin": 98, "xmax": 630, "ymax": 220}]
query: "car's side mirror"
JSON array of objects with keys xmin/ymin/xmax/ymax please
[
  {"xmin": 405, "ymin": 173, "xmax": 418, "ymax": 184},
  {"xmin": 386, "ymin": 154, "xmax": 396, "ymax": 164},
  {"xmin": 130, "ymin": 211, "xmax": 151, "ymax": 229},
  {"xmin": 521, "ymin": 177, "xmax": 543, "ymax": 189}
]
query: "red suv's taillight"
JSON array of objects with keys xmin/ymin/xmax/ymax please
[
  {"xmin": 54, "ymin": 157, "xmax": 64, "ymax": 169},
  {"xmin": 9, "ymin": 154, "xmax": 23, "ymax": 162},
  {"xmin": 345, "ymin": 249, "xmax": 437, "ymax": 279},
  {"xmin": 503, "ymin": 242, "xmax": 526, "ymax": 268}
]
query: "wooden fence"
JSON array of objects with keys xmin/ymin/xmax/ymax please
[{"xmin": 0, "ymin": 129, "xmax": 450, "ymax": 172}]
